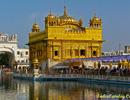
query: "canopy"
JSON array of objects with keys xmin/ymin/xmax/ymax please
[
  {"xmin": 66, "ymin": 55, "xmax": 130, "ymax": 62},
  {"xmin": 53, "ymin": 66, "xmax": 68, "ymax": 69}
]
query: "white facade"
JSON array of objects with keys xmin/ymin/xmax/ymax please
[
  {"xmin": 17, "ymin": 48, "xmax": 29, "ymax": 70},
  {"xmin": 0, "ymin": 32, "xmax": 29, "ymax": 69},
  {"xmin": 102, "ymin": 49, "xmax": 130, "ymax": 56}
]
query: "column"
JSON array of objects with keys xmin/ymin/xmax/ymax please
[{"xmin": 78, "ymin": 47, "xmax": 80, "ymax": 58}]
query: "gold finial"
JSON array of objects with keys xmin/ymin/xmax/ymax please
[
  {"xmin": 35, "ymin": 18, "xmax": 37, "ymax": 24},
  {"xmin": 100, "ymin": 17, "xmax": 102, "ymax": 21},
  {"xmin": 64, "ymin": 1, "xmax": 66, "ymax": 5},
  {"xmin": 80, "ymin": 16, "xmax": 82, "ymax": 19},
  {"xmin": 79, "ymin": 16, "xmax": 83, "ymax": 26},
  {"xmin": 89, "ymin": 18, "xmax": 92, "ymax": 21},
  {"xmin": 64, "ymin": 3, "xmax": 67, "ymax": 15},
  {"xmin": 50, "ymin": 8, "xmax": 52, "ymax": 15},
  {"xmin": 92, "ymin": 10, "xmax": 99, "ymax": 21},
  {"xmin": 95, "ymin": 10, "xmax": 97, "ymax": 17}
]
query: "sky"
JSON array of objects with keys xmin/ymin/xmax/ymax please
[{"xmin": 0, "ymin": 0, "xmax": 130, "ymax": 52}]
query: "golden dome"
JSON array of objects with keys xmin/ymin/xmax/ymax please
[
  {"xmin": 33, "ymin": 58, "xmax": 39, "ymax": 63},
  {"xmin": 33, "ymin": 19, "xmax": 39, "ymax": 29},
  {"xmin": 59, "ymin": 5, "xmax": 77, "ymax": 23},
  {"xmin": 47, "ymin": 8, "xmax": 54, "ymax": 19},
  {"xmin": 33, "ymin": 24, "xmax": 39, "ymax": 29},
  {"xmin": 59, "ymin": 16, "xmax": 77, "ymax": 22},
  {"xmin": 92, "ymin": 11, "xmax": 99, "ymax": 21},
  {"xmin": 79, "ymin": 16, "xmax": 83, "ymax": 23}
]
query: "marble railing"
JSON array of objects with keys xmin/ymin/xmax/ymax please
[{"xmin": 13, "ymin": 73, "xmax": 130, "ymax": 82}]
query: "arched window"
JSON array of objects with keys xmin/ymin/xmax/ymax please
[
  {"xmin": 49, "ymin": 22, "xmax": 51, "ymax": 26},
  {"xmin": 94, "ymin": 24, "xmax": 96, "ymax": 28},
  {"xmin": 51, "ymin": 22, "xmax": 53, "ymax": 26},
  {"xmin": 54, "ymin": 22, "xmax": 56, "ymax": 26},
  {"xmin": 55, "ymin": 51, "xmax": 58, "ymax": 56},
  {"xmin": 99, "ymin": 24, "xmax": 101, "ymax": 28},
  {"xmin": 93, "ymin": 51, "xmax": 97, "ymax": 56},
  {"xmin": 17, "ymin": 51, "xmax": 20, "ymax": 55},
  {"xmin": 21, "ymin": 52, "xmax": 24, "ymax": 57},
  {"xmin": 26, "ymin": 51, "xmax": 28, "ymax": 55},
  {"xmin": 80, "ymin": 50, "xmax": 85, "ymax": 56},
  {"xmin": 35, "ymin": 65, "xmax": 38, "ymax": 69},
  {"xmin": 97, "ymin": 24, "xmax": 98, "ymax": 28}
]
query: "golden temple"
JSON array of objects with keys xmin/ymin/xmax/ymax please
[{"xmin": 27, "ymin": 5, "xmax": 106, "ymax": 71}]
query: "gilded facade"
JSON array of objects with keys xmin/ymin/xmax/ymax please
[{"xmin": 27, "ymin": 5, "xmax": 105, "ymax": 70}]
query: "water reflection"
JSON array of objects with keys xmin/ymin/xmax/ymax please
[{"xmin": 0, "ymin": 75, "xmax": 130, "ymax": 100}]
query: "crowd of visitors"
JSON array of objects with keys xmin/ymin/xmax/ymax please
[{"xmin": 58, "ymin": 66, "xmax": 130, "ymax": 76}]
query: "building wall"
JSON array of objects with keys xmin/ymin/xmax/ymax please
[
  {"xmin": 125, "ymin": 46, "xmax": 130, "ymax": 53},
  {"xmin": 0, "ymin": 32, "xmax": 29, "ymax": 69},
  {"xmin": 28, "ymin": 6, "xmax": 105, "ymax": 72},
  {"xmin": 17, "ymin": 48, "xmax": 29, "ymax": 70}
]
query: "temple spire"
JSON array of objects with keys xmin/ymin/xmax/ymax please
[
  {"xmin": 50, "ymin": 8, "xmax": 52, "ymax": 15},
  {"xmin": 95, "ymin": 10, "xmax": 97, "ymax": 17},
  {"xmin": 80, "ymin": 16, "xmax": 82, "ymax": 20},
  {"xmin": 64, "ymin": 4, "xmax": 67, "ymax": 15},
  {"xmin": 35, "ymin": 18, "xmax": 37, "ymax": 24},
  {"xmin": 32, "ymin": 18, "xmax": 40, "ymax": 32}
]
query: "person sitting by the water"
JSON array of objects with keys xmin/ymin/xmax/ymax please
[{"xmin": 60, "ymin": 70, "xmax": 63, "ymax": 74}]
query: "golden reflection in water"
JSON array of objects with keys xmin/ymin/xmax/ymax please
[{"xmin": 6, "ymin": 77, "xmax": 130, "ymax": 100}]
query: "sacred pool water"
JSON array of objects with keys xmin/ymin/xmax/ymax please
[{"xmin": 0, "ymin": 75, "xmax": 130, "ymax": 100}]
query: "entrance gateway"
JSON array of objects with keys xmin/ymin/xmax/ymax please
[{"xmin": 0, "ymin": 32, "xmax": 29, "ymax": 70}]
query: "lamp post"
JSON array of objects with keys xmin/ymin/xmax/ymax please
[
  {"xmin": 82, "ymin": 62, "xmax": 85, "ymax": 75},
  {"xmin": 13, "ymin": 61, "xmax": 17, "ymax": 73},
  {"xmin": 118, "ymin": 59, "xmax": 122, "ymax": 77},
  {"xmin": 109, "ymin": 63, "xmax": 112, "ymax": 69},
  {"xmin": 98, "ymin": 61, "xmax": 101, "ymax": 77},
  {"xmin": 68, "ymin": 61, "xmax": 71, "ymax": 74},
  {"xmin": 94, "ymin": 62, "xmax": 97, "ymax": 76},
  {"xmin": 25, "ymin": 65, "xmax": 28, "ymax": 74},
  {"xmin": 109, "ymin": 62, "xmax": 112, "ymax": 76},
  {"xmin": 33, "ymin": 58, "xmax": 39, "ymax": 78},
  {"xmin": 19, "ymin": 66, "xmax": 21, "ymax": 74}
]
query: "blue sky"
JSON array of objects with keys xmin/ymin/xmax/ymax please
[{"xmin": 0, "ymin": 0, "xmax": 130, "ymax": 52}]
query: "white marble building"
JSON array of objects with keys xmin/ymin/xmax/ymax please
[
  {"xmin": 102, "ymin": 49, "xmax": 130, "ymax": 56},
  {"xmin": 17, "ymin": 48, "xmax": 29, "ymax": 70},
  {"xmin": 0, "ymin": 32, "xmax": 29, "ymax": 70}
]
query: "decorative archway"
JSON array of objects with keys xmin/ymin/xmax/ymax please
[{"xmin": 0, "ymin": 47, "xmax": 15, "ymax": 68}]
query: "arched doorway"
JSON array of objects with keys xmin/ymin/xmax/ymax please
[
  {"xmin": 0, "ymin": 52, "xmax": 14, "ymax": 69},
  {"xmin": 0, "ymin": 53, "xmax": 9, "ymax": 68},
  {"xmin": 0, "ymin": 47, "xmax": 15, "ymax": 69}
]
